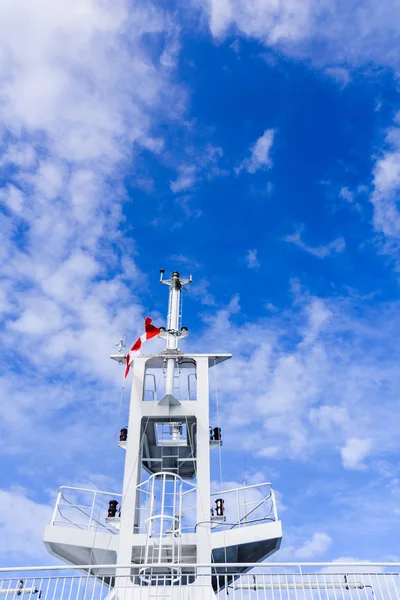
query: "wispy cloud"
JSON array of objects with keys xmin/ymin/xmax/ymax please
[
  {"xmin": 190, "ymin": 278, "xmax": 216, "ymax": 306},
  {"xmin": 245, "ymin": 249, "xmax": 260, "ymax": 269},
  {"xmin": 238, "ymin": 129, "xmax": 275, "ymax": 174},
  {"xmin": 170, "ymin": 165, "xmax": 198, "ymax": 193},
  {"xmin": 339, "ymin": 187, "xmax": 354, "ymax": 203},
  {"xmin": 283, "ymin": 229, "xmax": 346, "ymax": 258},
  {"xmin": 168, "ymin": 254, "xmax": 200, "ymax": 270},
  {"xmin": 325, "ymin": 66, "xmax": 351, "ymax": 87},
  {"xmin": 370, "ymin": 113, "xmax": 400, "ymax": 256},
  {"xmin": 196, "ymin": 291, "xmax": 400, "ymax": 473},
  {"xmin": 170, "ymin": 145, "xmax": 224, "ymax": 193}
]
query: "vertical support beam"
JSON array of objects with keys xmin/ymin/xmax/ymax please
[
  {"xmin": 165, "ymin": 358, "xmax": 176, "ymax": 395},
  {"xmin": 195, "ymin": 357, "xmax": 212, "ymax": 568},
  {"xmin": 116, "ymin": 357, "xmax": 147, "ymax": 566}
]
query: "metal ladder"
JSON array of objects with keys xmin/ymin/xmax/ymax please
[{"xmin": 159, "ymin": 422, "xmax": 181, "ymax": 474}]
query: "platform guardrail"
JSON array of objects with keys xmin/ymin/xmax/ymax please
[
  {"xmin": 51, "ymin": 481, "xmax": 278, "ymax": 534},
  {"xmin": 0, "ymin": 563, "xmax": 398, "ymax": 599}
]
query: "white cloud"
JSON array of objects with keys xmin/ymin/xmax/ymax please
[
  {"xmin": 204, "ymin": 0, "xmax": 400, "ymax": 72},
  {"xmin": 238, "ymin": 129, "xmax": 275, "ymax": 174},
  {"xmin": 170, "ymin": 145, "xmax": 224, "ymax": 193},
  {"xmin": 0, "ymin": 488, "xmax": 52, "ymax": 561},
  {"xmin": 207, "ymin": 0, "xmax": 312, "ymax": 43},
  {"xmin": 283, "ymin": 229, "xmax": 346, "ymax": 258},
  {"xmin": 370, "ymin": 115, "xmax": 400, "ymax": 246},
  {"xmin": 0, "ymin": 0, "xmax": 183, "ymax": 386},
  {"xmin": 309, "ymin": 405, "xmax": 349, "ymax": 433},
  {"xmin": 276, "ymin": 530, "xmax": 333, "ymax": 561},
  {"xmin": 0, "ymin": 185, "xmax": 25, "ymax": 215},
  {"xmin": 170, "ymin": 165, "xmax": 198, "ymax": 193},
  {"xmin": 341, "ymin": 437, "xmax": 373, "ymax": 470},
  {"xmin": 295, "ymin": 532, "xmax": 332, "ymax": 559},
  {"xmin": 245, "ymin": 249, "xmax": 260, "ymax": 269},
  {"xmin": 339, "ymin": 187, "xmax": 354, "ymax": 203},
  {"xmin": 195, "ymin": 291, "xmax": 400, "ymax": 468},
  {"xmin": 174, "ymin": 195, "xmax": 203, "ymax": 221},
  {"xmin": 325, "ymin": 66, "xmax": 351, "ymax": 87},
  {"xmin": 301, "ymin": 297, "xmax": 331, "ymax": 344},
  {"xmin": 0, "ymin": 2, "xmax": 184, "ymax": 566},
  {"xmin": 190, "ymin": 278, "xmax": 216, "ymax": 306},
  {"xmin": 168, "ymin": 254, "xmax": 200, "ymax": 269}
]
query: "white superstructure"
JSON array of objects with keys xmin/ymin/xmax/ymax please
[{"xmin": 43, "ymin": 271, "xmax": 282, "ymax": 596}]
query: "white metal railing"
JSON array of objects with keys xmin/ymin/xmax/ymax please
[
  {"xmin": 0, "ymin": 563, "xmax": 399, "ymax": 599},
  {"xmin": 52, "ymin": 481, "xmax": 198, "ymax": 536},
  {"xmin": 210, "ymin": 483, "xmax": 277, "ymax": 529},
  {"xmin": 51, "ymin": 482, "xmax": 276, "ymax": 534},
  {"xmin": 52, "ymin": 487, "xmax": 123, "ymax": 533}
]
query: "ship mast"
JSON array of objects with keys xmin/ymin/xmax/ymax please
[
  {"xmin": 43, "ymin": 270, "xmax": 282, "ymax": 598},
  {"xmin": 160, "ymin": 270, "xmax": 192, "ymax": 399}
]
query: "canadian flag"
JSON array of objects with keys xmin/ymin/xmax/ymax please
[{"xmin": 124, "ymin": 317, "xmax": 161, "ymax": 378}]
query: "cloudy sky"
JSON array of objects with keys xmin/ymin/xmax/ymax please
[{"xmin": 2, "ymin": 0, "xmax": 400, "ymax": 566}]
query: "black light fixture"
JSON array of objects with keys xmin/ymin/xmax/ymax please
[{"xmin": 107, "ymin": 500, "xmax": 119, "ymax": 518}]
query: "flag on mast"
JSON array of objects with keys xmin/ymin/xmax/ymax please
[{"xmin": 124, "ymin": 317, "xmax": 161, "ymax": 378}]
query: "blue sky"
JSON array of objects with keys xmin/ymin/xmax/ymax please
[{"xmin": 2, "ymin": 0, "xmax": 400, "ymax": 566}]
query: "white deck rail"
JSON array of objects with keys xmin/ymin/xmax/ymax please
[
  {"xmin": 0, "ymin": 563, "xmax": 399, "ymax": 599},
  {"xmin": 52, "ymin": 487, "xmax": 123, "ymax": 533},
  {"xmin": 210, "ymin": 483, "xmax": 277, "ymax": 529},
  {"xmin": 51, "ymin": 482, "xmax": 278, "ymax": 534}
]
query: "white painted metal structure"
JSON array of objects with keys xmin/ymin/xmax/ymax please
[
  {"xmin": 1, "ymin": 563, "xmax": 399, "ymax": 599},
  {"xmin": 43, "ymin": 271, "xmax": 282, "ymax": 597}
]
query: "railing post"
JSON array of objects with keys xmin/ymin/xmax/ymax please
[
  {"xmin": 243, "ymin": 482, "xmax": 247, "ymax": 525},
  {"xmin": 271, "ymin": 487, "xmax": 278, "ymax": 521},
  {"xmin": 89, "ymin": 491, "xmax": 96, "ymax": 530},
  {"xmin": 52, "ymin": 491, "xmax": 62, "ymax": 525}
]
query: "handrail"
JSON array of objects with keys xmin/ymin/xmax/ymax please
[
  {"xmin": 55, "ymin": 487, "xmax": 123, "ymax": 533},
  {"xmin": 59, "ymin": 486, "xmax": 122, "ymax": 497},
  {"xmin": 55, "ymin": 509, "xmax": 85, "ymax": 530},
  {"xmin": 230, "ymin": 493, "xmax": 274, "ymax": 529},
  {"xmin": 1, "ymin": 562, "xmax": 400, "ymax": 573},
  {"xmin": 56, "ymin": 505, "xmax": 116, "ymax": 534},
  {"xmin": 210, "ymin": 482, "xmax": 272, "ymax": 496},
  {"xmin": 271, "ymin": 487, "xmax": 278, "ymax": 521},
  {"xmin": 137, "ymin": 472, "xmax": 198, "ymax": 487},
  {"xmin": 53, "ymin": 482, "xmax": 274, "ymax": 533}
]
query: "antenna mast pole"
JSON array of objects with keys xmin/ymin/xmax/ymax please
[{"xmin": 160, "ymin": 270, "xmax": 192, "ymax": 396}]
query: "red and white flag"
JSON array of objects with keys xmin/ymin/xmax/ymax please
[{"xmin": 124, "ymin": 317, "xmax": 161, "ymax": 378}]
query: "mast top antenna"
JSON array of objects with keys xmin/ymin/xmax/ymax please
[
  {"xmin": 159, "ymin": 270, "xmax": 192, "ymax": 351},
  {"xmin": 159, "ymin": 269, "xmax": 192, "ymax": 285}
]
